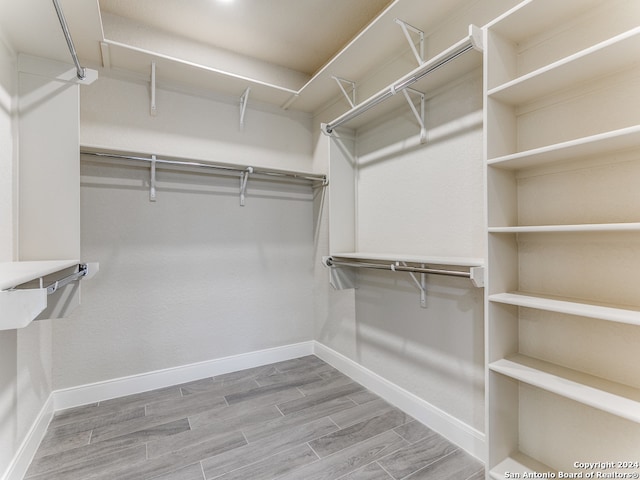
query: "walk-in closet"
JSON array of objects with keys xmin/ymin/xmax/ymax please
[{"xmin": 1, "ymin": 1, "xmax": 639, "ymax": 479}]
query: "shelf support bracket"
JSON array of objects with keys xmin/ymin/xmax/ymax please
[
  {"xmin": 149, "ymin": 155, "xmax": 157, "ymax": 202},
  {"xmin": 240, "ymin": 167, "xmax": 252, "ymax": 206},
  {"xmin": 239, "ymin": 87, "xmax": 251, "ymax": 130},
  {"xmin": 469, "ymin": 266, "xmax": 485, "ymax": 288},
  {"xmin": 150, "ymin": 62, "xmax": 157, "ymax": 116},
  {"xmin": 400, "ymin": 262, "xmax": 427, "ymax": 308},
  {"xmin": 402, "ymin": 88, "xmax": 427, "ymax": 143},
  {"xmin": 395, "ymin": 18, "xmax": 424, "ymax": 66},
  {"xmin": 332, "ymin": 76, "xmax": 356, "ymax": 108}
]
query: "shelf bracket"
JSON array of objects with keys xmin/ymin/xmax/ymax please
[
  {"xmin": 332, "ymin": 76, "xmax": 356, "ymax": 108},
  {"xmin": 395, "ymin": 18, "xmax": 424, "ymax": 66},
  {"xmin": 239, "ymin": 87, "xmax": 251, "ymax": 130},
  {"xmin": 149, "ymin": 155, "xmax": 157, "ymax": 202},
  {"xmin": 400, "ymin": 262, "xmax": 427, "ymax": 308},
  {"xmin": 469, "ymin": 266, "xmax": 485, "ymax": 288},
  {"xmin": 402, "ymin": 88, "xmax": 427, "ymax": 143},
  {"xmin": 240, "ymin": 167, "xmax": 252, "ymax": 206},
  {"xmin": 150, "ymin": 62, "xmax": 157, "ymax": 116}
]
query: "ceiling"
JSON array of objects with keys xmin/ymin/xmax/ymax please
[{"xmin": 0, "ymin": 0, "xmax": 475, "ymax": 112}]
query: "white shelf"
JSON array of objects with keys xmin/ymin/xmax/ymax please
[
  {"xmin": 0, "ymin": 260, "xmax": 79, "ymax": 291},
  {"xmin": 490, "ymin": 354, "xmax": 640, "ymax": 424},
  {"xmin": 330, "ymin": 252, "xmax": 484, "ymax": 267},
  {"xmin": 488, "ymin": 292, "xmax": 640, "ymax": 326},
  {"xmin": 488, "ymin": 222, "xmax": 640, "ymax": 233},
  {"xmin": 487, "ymin": 125, "xmax": 640, "ymax": 170},
  {"xmin": 490, "ymin": 452, "xmax": 556, "ymax": 480},
  {"xmin": 487, "ymin": 0, "xmax": 604, "ymax": 43},
  {"xmin": 487, "ymin": 27, "xmax": 640, "ymax": 105}
]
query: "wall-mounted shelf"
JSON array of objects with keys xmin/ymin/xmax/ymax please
[
  {"xmin": 490, "ymin": 354, "xmax": 640, "ymax": 423},
  {"xmin": 0, "ymin": 260, "xmax": 98, "ymax": 330},
  {"xmin": 324, "ymin": 253, "xmax": 484, "ymax": 307}
]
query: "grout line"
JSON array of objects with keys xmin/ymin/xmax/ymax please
[
  {"xmin": 376, "ymin": 461, "xmax": 396, "ymax": 480},
  {"xmin": 199, "ymin": 460, "xmax": 207, "ymax": 480},
  {"xmin": 398, "ymin": 447, "xmax": 460, "ymax": 480},
  {"xmin": 305, "ymin": 441, "xmax": 321, "ymax": 461}
]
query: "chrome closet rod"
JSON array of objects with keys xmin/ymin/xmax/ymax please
[
  {"xmin": 51, "ymin": 0, "xmax": 86, "ymax": 80},
  {"xmin": 322, "ymin": 40, "xmax": 475, "ymax": 135},
  {"xmin": 326, "ymin": 258, "xmax": 471, "ymax": 278},
  {"xmin": 81, "ymin": 151, "xmax": 328, "ymax": 184}
]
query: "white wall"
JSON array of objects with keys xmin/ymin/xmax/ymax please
[
  {"xmin": 311, "ymin": 0, "xmax": 518, "ymax": 451},
  {"xmin": 53, "ymin": 74, "xmax": 317, "ymax": 389}
]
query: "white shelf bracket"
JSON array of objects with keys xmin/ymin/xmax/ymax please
[
  {"xmin": 239, "ymin": 167, "xmax": 252, "ymax": 206},
  {"xmin": 395, "ymin": 18, "xmax": 424, "ymax": 66},
  {"xmin": 470, "ymin": 266, "xmax": 485, "ymax": 288},
  {"xmin": 150, "ymin": 62, "xmax": 157, "ymax": 116},
  {"xmin": 402, "ymin": 88, "xmax": 427, "ymax": 143},
  {"xmin": 239, "ymin": 87, "xmax": 251, "ymax": 130},
  {"xmin": 149, "ymin": 155, "xmax": 157, "ymax": 202},
  {"xmin": 401, "ymin": 262, "xmax": 427, "ymax": 308},
  {"xmin": 332, "ymin": 76, "xmax": 356, "ymax": 108}
]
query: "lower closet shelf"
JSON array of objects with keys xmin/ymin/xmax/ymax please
[
  {"xmin": 490, "ymin": 452, "xmax": 556, "ymax": 480},
  {"xmin": 489, "ymin": 292, "xmax": 640, "ymax": 326},
  {"xmin": 489, "ymin": 354, "xmax": 640, "ymax": 423}
]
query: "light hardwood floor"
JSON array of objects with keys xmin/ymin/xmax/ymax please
[{"xmin": 25, "ymin": 355, "xmax": 483, "ymax": 479}]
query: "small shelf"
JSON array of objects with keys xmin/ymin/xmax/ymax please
[
  {"xmin": 488, "ymin": 222, "xmax": 640, "ymax": 233},
  {"xmin": 487, "ymin": 26, "xmax": 640, "ymax": 105},
  {"xmin": 488, "ymin": 292, "xmax": 640, "ymax": 326},
  {"xmin": 487, "ymin": 125, "xmax": 640, "ymax": 170},
  {"xmin": 0, "ymin": 260, "xmax": 95, "ymax": 330},
  {"xmin": 489, "ymin": 354, "xmax": 640, "ymax": 424},
  {"xmin": 490, "ymin": 452, "xmax": 557, "ymax": 480},
  {"xmin": 0, "ymin": 260, "xmax": 79, "ymax": 291},
  {"xmin": 330, "ymin": 252, "xmax": 484, "ymax": 267}
]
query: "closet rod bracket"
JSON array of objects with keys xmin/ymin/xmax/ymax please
[
  {"xmin": 402, "ymin": 88, "xmax": 427, "ymax": 143},
  {"xmin": 240, "ymin": 167, "xmax": 252, "ymax": 206},
  {"xmin": 239, "ymin": 87, "xmax": 251, "ymax": 130},
  {"xmin": 395, "ymin": 18, "xmax": 424, "ymax": 66},
  {"xmin": 332, "ymin": 76, "xmax": 356, "ymax": 108}
]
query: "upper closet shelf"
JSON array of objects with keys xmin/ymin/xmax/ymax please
[
  {"xmin": 487, "ymin": 124, "xmax": 640, "ymax": 169},
  {"xmin": 321, "ymin": 24, "xmax": 482, "ymax": 135},
  {"xmin": 489, "ymin": 292, "xmax": 640, "ymax": 326},
  {"xmin": 324, "ymin": 253, "xmax": 485, "ymax": 301},
  {"xmin": 0, "ymin": 261, "xmax": 98, "ymax": 330},
  {"xmin": 487, "ymin": 26, "xmax": 640, "ymax": 105}
]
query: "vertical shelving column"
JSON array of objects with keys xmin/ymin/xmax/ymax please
[{"xmin": 484, "ymin": 0, "xmax": 640, "ymax": 477}]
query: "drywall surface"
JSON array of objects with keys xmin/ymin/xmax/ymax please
[
  {"xmin": 53, "ymin": 75, "xmax": 316, "ymax": 389},
  {"xmin": 0, "ymin": 37, "xmax": 15, "ymax": 261}
]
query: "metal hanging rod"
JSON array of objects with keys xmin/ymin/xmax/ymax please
[
  {"xmin": 45, "ymin": 264, "xmax": 88, "ymax": 295},
  {"xmin": 324, "ymin": 257, "xmax": 472, "ymax": 279},
  {"xmin": 52, "ymin": 0, "xmax": 86, "ymax": 80},
  {"xmin": 81, "ymin": 151, "xmax": 328, "ymax": 185},
  {"xmin": 321, "ymin": 25, "xmax": 482, "ymax": 136}
]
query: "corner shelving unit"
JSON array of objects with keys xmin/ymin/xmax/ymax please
[{"xmin": 484, "ymin": 0, "xmax": 640, "ymax": 477}]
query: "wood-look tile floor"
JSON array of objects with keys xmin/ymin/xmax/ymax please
[{"xmin": 26, "ymin": 355, "xmax": 484, "ymax": 480}]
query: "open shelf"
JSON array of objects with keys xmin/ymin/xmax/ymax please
[
  {"xmin": 487, "ymin": 26, "xmax": 640, "ymax": 105},
  {"xmin": 488, "ymin": 222, "xmax": 640, "ymax": 233},
  {"xmin": 487, "ymin": 125, "xmax": 640, "ymax": 170},
  {"xmin": 490, "ymin": 354, "xmax": 640, "ymax": 423},
  {"xmin": 330, "ymin": 252, "xmax": 484, "ymax": 267},
  {"xmin": 0, "ymin": 260, "xmax": 79, "ymax": 291},
  {"xmin": 488, "ymin": 292, "xmax": 640, "ymax": 326},
  {"xmin": 490, "ymin": 452, "xmax": 556, "ymax": 480}
]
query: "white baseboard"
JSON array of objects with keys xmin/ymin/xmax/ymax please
[
  {"xmin": 53, "ymin": 341, "xmax": 315, "ymax": 411},
  {"xmin": 2, "ymin": 395, "xmax": 54, "ymax": 480},
  {"xmin": 312, "ymin": 341, "xmax": 486, "ymax": 462}
]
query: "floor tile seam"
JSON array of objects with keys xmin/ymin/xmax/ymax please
[
  {"xmin": 199, "ymin": 461, "xmax": 207, "ymax": 480},
  {"xmin": 329, "ymin": 405, "xmax": 395, "ymax": 430},
  {"xmin": 463, "ymin": 466, "xmax": 485, "ymax": 480},
  {"xmin": 48, "ymin": 404, "xmax": 144, "ymax": 430},
  {"xmin": 203, "ymin": 441, "xmax": 319, "ymax": 480},
  {"xmin": 375, "ymin": 460, "xmax": 397, "ymax": 480},
  {"xmin": 397, "ymin": 447, "xmax": 461, "ymax": 480}
]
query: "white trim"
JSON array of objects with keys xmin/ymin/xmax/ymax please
[
  {"xmin": 2, "ymin": 395, "xmax": 54, "ymax": 480},
  {"xmin": 312, "ymin": 341, "xmax": 486, "ymax": 462},
  {"xmin": 53, "ymin": 341, "xmax": 314, "ymax": 411}
]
